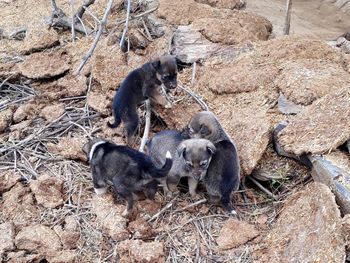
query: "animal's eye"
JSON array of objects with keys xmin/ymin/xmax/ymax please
[
  {"xmin": 200, "ymin": 161, "xmax": 208, "ymax": 167},
  {"xmin": 185, "ymin": 162, "xmax": 193, "ymax": 168}
]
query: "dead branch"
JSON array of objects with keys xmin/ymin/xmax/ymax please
[
  {"xmin": 248, "ymin": 176, "xmax": 278, "ymax": 200},
  {"xmin": 283, "ymin": 0, "xmax": 292, "ymax": 35},
  {"xmin": 120, "ymin": 0, "xmax": 131, "ymax": 50},
  {"xmin": 115, "ymin": 5, "xmax": 159, "ymax": 27},
  {"xmin": 173, "ymin": 198, "xmax": 207, "ymax": 213},
  {"xmin": 147, "ymin": 197, "xmax": 177, "ymax": 222},
  {"xmin": 75, "ymin": 0, "xmax": 96, "ymax": 22},
  {"xmin": 49, "ymin": 0, "xmax": 93, "ymax": 35},
  {"xmin": 75, "ymin": 0, "xmax": 114, "ymax": 74},
  {"xmin": 139, "ymin": 99, "xmax": 151, "ymax": 153},
  {"xmin": 178, "ymin": 82, "xmax": 208, "ymax": 111}
]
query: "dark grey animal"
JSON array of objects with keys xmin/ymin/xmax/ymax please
[
  {"xmin": 186, "ymin": 111, "xmax": 240, "ymax": 215},
  {"xmin": 107, "ymin": 55, "xmax": 178, "ymax": 144},
  {"xmin": 147, "ymin": 130, "xmax": 215, "ymax": 197},
  {"xmin": 83, "ymin": 138, "xmax": 172, "ymax": 216}
]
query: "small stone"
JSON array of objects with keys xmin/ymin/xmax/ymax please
[
  {"xmin": 128, "ymin": 217, "xmax": 154, "ymax": 239},
  {"xmin": 0, "ymin": 170, "xmax": 21, "ymax": 193},
  {"xmin": 40, "ymin": 103, "xmax": 65, "ymax": 122},
  {"xmin": 0, "ymin": 108, "xmax": 13, "ymax": 132},
  {"xmin": 13, "ymin": 103, "xmax": 36, "ymax": 123},
  {"xmin": 47, "ymin": 137, "xmax": 87, "ymax": 161},
  {"xmin": 46, "ymin": 250, "xmax": 76, "ymax": 263}
]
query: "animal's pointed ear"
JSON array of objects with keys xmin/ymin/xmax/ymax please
[
  {"xmin": 177, "ymin": 143, "xmax": 186, "ymax": 159},
  {"xmin": 206, "ymin": 142, "xmax": 216, "ymax": 155},
  {"xmin": 151, "ymin": 59, "xmax": 161, "ymax": 70}
]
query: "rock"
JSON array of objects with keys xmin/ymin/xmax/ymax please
[
  {"xmin": 254, "ymin": 182, "xmax": 345, "ymax": 262},
  {"xmin": 191, "ymin": 12, "xmax": 272, "ymax": 45},
  {"xmin": 277, "ymin": 93, "xmax": 302, "ymax": 115},
  {"xmin": 47, "ymin": 137, "xmax": 87, "ymax": 161},
  {"xmin": 0, "ymin": 108, "xmax": 13, "ymax": 132},
  {"xmin": 216, "ymin": 218, "xmax": 259, "ymax": 250},
  {"xmin": 20, "ymin": 23, "xmax": 59, "ymax": 54},
  {"xmin": 57, "ymin": 74, "xmax": 87, "ymax": 97},
  {"xmin": 40, "ymin": 103, "xmax": 65, "ymax": 122},
  {"xmin": 46, "ymin": 250, "xmax": 76, "ymax": 263},
  {"xmin": 117, "ymin": 239, "xmax": 165, "ymax": 263},
  {"xmin": 92, "ymin": 194, "xmax": 129, "ymax": 241},
  {"xmin": 0, "ymin": 183, "xmax": 39, "ymax": 227},
  {"xmin": 0, "ymin": 170, "xmax": 21, "ymax": 193},
  {"xmin": 0, "ymin": 222, "xmax": 15, "ymax": 257},
  {"xmin": 278, "ymin": 89, "xmax": 350, "ymax": 155},
  {"xmin": 19, "ymin": 50, "xmax": 70, "ymax": 79},
  {"xmin": 195, "ymin": 0, "xmax": 246, "ymax": 9},
  {"xmin": 128, "ymin": 217, "xmax": 154, "ymax": 239},
  {"xmin": 310, "ymin": 151, "xmax": 350, "ymax": 214},
  {"xmin": 15, "ymin": 224, "xmax": 62, "ymax": 254},
  {"xmin": 29, "ymin": 174, "xmax": 64, "ymax": 208}
]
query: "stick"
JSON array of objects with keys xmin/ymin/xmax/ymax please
[
  {"xmin": 283, "ymin": 0, "xmax": 292, "ymax": 35},
  {"xmin": 120, "ymin": 0, "xmax": 131, "ymax": 49},
  {"xmin": 248, "ymin": 176, "xmax": 278, "ymax": 200},
  {"xmin": 75, "ymin": 0, "xmax": 114, "ymax": 74},
  {"xmin": 115, "ymin": 5, "xmax": 159, "ymax": 26},
  {"xmin": 139, "ymin": 99, "xmax": 151, "ymax": 153},
  {"xmin": 70, "ymin": 0, "xmax": 76, "ymax": 43},
  {"xmin": 75, "ymin": 0, "xmax": 95, "ymax": 21},
  {"xmin": 172, "ymin": 198, "xmax": 207, "ymax": 213},
  {"xmin": 147, "ymin": 197, "xmax": 176, "ymax": 222},
  {"xmin": 178, "ymin": 83, "xmax": 208, "ymax": 111}
]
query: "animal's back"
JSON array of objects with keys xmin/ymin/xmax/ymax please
[
  {"xmin": 204, "ymin": 140, "xmax": 240, "ymax": 196},
  {"xmin": 147, "ymin": 130, "xmax": 183, "ymax": 170}
]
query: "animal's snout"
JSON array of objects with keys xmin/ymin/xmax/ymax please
[{"xmin": 193, "ymin": 170, "xmax": 205, "ymax": 181}]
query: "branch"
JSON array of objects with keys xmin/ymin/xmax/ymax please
[
  {"xmin": 248, "ymin": 176, "xmax": 278, "ymax": 201},
  {"xmin": 139, "ymin": 99, "xmax": 151, "ymax": 153},
  {"xmin": 75, "ymin": 0, "xmax": 114, "ymax": 74},
  {"xmin": 119, "ymin": 0, "xmax": 131, "ymax": 50},
  {"xmin": 115, "ymin": 5, "xmax": 159, "ymax": 27},
  {"xmin": 283, "ymin": 0, "xmax": 292, "ymax": 35},
  {"xmin": 178, "ymin": 83, "xmax": 208, "ymax": 111},
  {"xmin": 75, "ymin": 0, "xmax": 96, "ymax": 22},
  {"xmin": 49, "ymin": 0, "xmax": 93, "ymax": 35}
]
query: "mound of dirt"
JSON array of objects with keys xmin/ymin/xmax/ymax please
[
  {"xmin": 254, "ymin": 182, "xmax": 345, "ymax": 262},
  {"xmin": 117, "ymin": 239, "xmax": 165, "ymax": 263},
  {"xmin": 92, "ymin": 194, "xmax": 129, "ymax": 241},
  {"xmin": 0, "ymin": 108, "xmax": 13, "ymax": 132},
  {"xmin": 274, "ymin": 59, "xmax": 350, "ymax": 105},
  {"xmin": 0, "ymin": 183, "xmax": 39, "ymax": 228},
  {"xmin": 191, "ymin": 12, "xmax": 272, "ymax": 45},
  {"xmin": 19, "ymin": 49, "xmax": 71, "ymax": 79},
  {"xmin": 15, "ymin": 224, "xmax": 62, "ymax": 254},
  {"xmin": 47, "ymin": 137, "xmax": 87, "ymax": 161},
  {"xmin": 40, "ymin": 103, "xmax": 65, "ymax": 122},
  {"xmin": 278, "ymin": 89, "xmax": 350, "ymax": 155},
  {"xmin": 29, "ymin": 175, "xmax": 64, "ymax": 208},
  {"xmin": 0, "ymin": 171, "xmax": 21, "ymax": 193},
  {"xmin": 0, "ymin": 222, "xmax": 15, "ymax": 258},
  {"xmin": 195, "ymin": 0, "xmax": 246, "ymax": 10},
  {"xmin": 216, "ymin": 218, "xmax": 259, "ymax": 250}
]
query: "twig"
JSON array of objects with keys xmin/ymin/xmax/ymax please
[
  {"xmin": 70, "ymin": 0, "xmax": 76, "ymax": 43},
  {"xmin": 191, "ymin": 62, "xmax": 196, "ymax": 86},
  {"xmin": 69, "ymin": 121, "xmax": 92, "ymax": 139},
  {"xmin": 178, "ymin": 83, "xmax": 208, "ymax": 111},
  {"xmin": 248, "ymin": 176, "xmax": 278, "ymax": 200},
  {"xmin": 147, "ymin": 197, "xmax": 177, "ymax": 222},
  {"xmin": 283, "ymin": 0, "xmax": 292, "ymax": 35},
  {"xmin": 75, "ymin": 0, "xmax": 114, "ymax": 74},
  {"xmin": 115, "ymin": 5, "xmax": 159, "ymax": 26},
  {"xmin": 172, "ymin": 198, "xmax": 207, "ymax": 213},
  {"xmin": 120, "ymin": 0, "xmax": 131, "ymax": 49},
  {"xmin": 139, "ymin": 99, "xmax": 151, "ymax": 153}
]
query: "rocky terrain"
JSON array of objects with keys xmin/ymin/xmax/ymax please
[{"xmin": 1, "ymin": 0, "xmax": 350, "ymax": 262}]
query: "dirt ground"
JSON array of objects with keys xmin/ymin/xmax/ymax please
[{"xmin": 1, "ymin": 0, "xmax": 350, "ymax": 262}]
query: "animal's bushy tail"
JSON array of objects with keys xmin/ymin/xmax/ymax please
[
  {"xmin": 151, "ymin": 151, "xmax": 173, "ymax": 178},
  {"xmin": 107, "ymin": 108, "xmax": 121, "ymax": 128}
]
